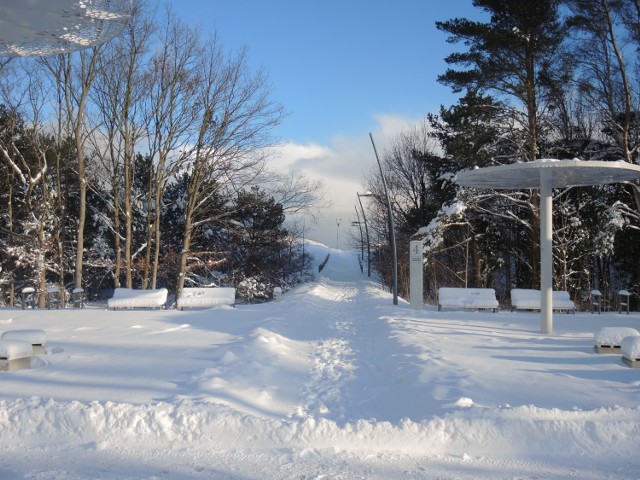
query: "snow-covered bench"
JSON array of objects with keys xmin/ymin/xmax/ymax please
[
  {"xmin": 510, "ymin": 289, "xmax": 575, "ymax": 313},
  {"xmin": 1, "ymin": 329, "xmax": 46, "ymax": 352},
  {"xmin": 176, "ymin": 287, "xmax": 236, "ymax": 310},
  {"xmin": 437, "ymin": 287, "xmax": 499, "ymax": 312},
  {"xmin": 621, "ymin": 335, "xmax": 640, "ymax": 368},
  {"xmin": 0, "ymin": 339, "xmax": 32, "ymax": 361},
  {"xmin": 107, "ymin": 288, "xmax": 168, "ymax": 310},
  {"xmin": 594, "ymin": 327, "xmax": 640, "ymax": 353}
]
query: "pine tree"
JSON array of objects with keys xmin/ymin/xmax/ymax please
[{"xmin": 437, "ymin": 0, "xmax": 566, "ymax": 161}]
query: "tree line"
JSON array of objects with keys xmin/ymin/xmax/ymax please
[
  {"xmin": 360, "ymin": 0, "xmax": 640, "ymax": 311},
  {"xmin": 0, "ymin": 2, "xmax": 320, "ymax": 307}
]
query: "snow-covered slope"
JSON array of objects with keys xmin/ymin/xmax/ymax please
[{"xmin": 1, "ymin": 242, "xmax": 639, "ymax": 479}]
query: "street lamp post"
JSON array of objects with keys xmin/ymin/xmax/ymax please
[
  {"xmin": 352, "ymin": 206, "xmax": 365, "ymax": 264},
  {"xmin": 336, "ymin": 218, "xmax": 342, "ymax": 249},
  {"xmin": 369, "ymin": 133, "xmax": 398, "ymax": 305},
  {"xmin": 357, "ymin": 193, "xmax": 371, "ymax": 277}
]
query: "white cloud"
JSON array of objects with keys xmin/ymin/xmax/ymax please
[
  {"xmin": 269, "ymin": 142, "xmax": 333, "ymax": 172},
  {"xmin": 270, "ymin": 113, "xmax": 425, "ymax": 248},
  {"xmin": 373, "ymin": 113, "xmax": 423, "ymax": 141}
]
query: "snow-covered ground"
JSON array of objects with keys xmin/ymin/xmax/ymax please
[{"xmin": 1, "ymin": 241, "xmax": 639, "ymax": 479}]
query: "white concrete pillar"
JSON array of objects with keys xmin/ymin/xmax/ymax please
[
  {"xmin": 540, "ymin": 169, "xmax": 553, "ymax": 334},
  {"xmin": 409, "ymin": 240, "xmax": 423, "ymax": 310}
]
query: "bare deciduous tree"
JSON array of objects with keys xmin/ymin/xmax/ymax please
[
  {"xmin": 143, "ymin": 8, "xmax": 200, "ymax": 289},
  {"xmin": 176, "ymin": 40, "xmax": 285, "ymax": 294},
  {"xmin": 92, "ymin": 0, "xmax": 154, "ymax": 288},
  {"xmin": 43, "ymin": 47, "xmax": 103, "ymax": 290}
]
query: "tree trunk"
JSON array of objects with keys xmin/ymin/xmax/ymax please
[
  {"xmin": 142, "ymin": 160, "xmax": 154, "ymax": 290},
  {"xmin": 9, "ymin": 280, "xmax": 14, "ymax": 308},
  {"xmin": 177, "ymin": 208, "xmax": 194, "ymax": 297},
  {"xmin": 38, "ymin": 226, "xmax": 47, "ymax": 308},
  {"xmin": 151, "ymin": 171, "xmax": 165, "ymax": 289},
  {"xmin": 8, "ymin": 178, "xmax": 14, "ymax": 307},
  {"xmin": 471, "ymin": 238, "xmax": 482, "ymax": 287},
  {"xmin": 55, "ymin": 149, "xmax": 66, "ymax": 307},
  {"xmin": 113, "ymin": 174, "xmax": 122, "ymax": 288},
  {"xmin": 74, "ymin": 131, "xmax": 86, "ymax": 289},
  {"xmin": 124, "ymin": 149, "xmax": 133, "ymax": 288}
]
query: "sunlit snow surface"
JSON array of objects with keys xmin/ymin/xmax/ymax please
[{"xmin": 1, "ymin": 241, "xmax": 639, "ymax": 479}]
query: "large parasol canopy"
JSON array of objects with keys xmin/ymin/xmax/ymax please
[{"xmin": 455, "ymin": 159, "xmax": 640, "ymax": 334}]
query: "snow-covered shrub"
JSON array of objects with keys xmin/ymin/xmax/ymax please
[{"xmin": 236, "ymin": 277, "xmax": 270, "ymax": 303}]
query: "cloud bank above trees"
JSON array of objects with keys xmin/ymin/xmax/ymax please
[{"xmin": 270, "ymin": 113, "xmax": 425, "ymax": 247}]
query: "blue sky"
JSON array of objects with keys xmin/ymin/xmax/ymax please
[{"xmin": 168, "ymin": 0, "xmax": 479, "ymax": 247}]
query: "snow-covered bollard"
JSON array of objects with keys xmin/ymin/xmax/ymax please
[
  {"xmin": 618, "ymin": 290, "xmax": 631, "ymax": 314},
  {"xmin": 1, "ymin": 329, "xmax": 47, "ymax": 353},
  {"xmin": 621, "ymin": 335, "xmax": 640, "ymax": 368},
  {"xmin": 46, "ymin": 286, "xmax": 62, "ymax": 309},
  {"xmin": 72, "ymin": 287, "xmax": 85, "ymax": 309},
  {"xmin": 590, "ymin": 289, "xmax": 602, "ymax": 314},
  {"xmin": 273, "ymin": 287, "xmax": 282, "ymax": 303},
  {"xmin": 594, "ymin": 327, "xmax": 639, "ymax": 353},
  {"xmin": 21, "ymin": 287, "xmax": 36, "ymax": 309}
]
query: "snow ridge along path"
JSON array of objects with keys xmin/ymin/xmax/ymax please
[{"xmin": 0, "ymin": 242, "xmax": 639, "ymax": 479}]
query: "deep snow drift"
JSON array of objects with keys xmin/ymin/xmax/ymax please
[{"xmin": 0, "ymin": 241, "xmax": 639, "ymax": 479}]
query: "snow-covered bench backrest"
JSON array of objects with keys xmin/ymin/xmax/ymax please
[
  {"xmin": 511, "ymin": 289, "xmax": 575, "ymax": 310},
  {"xmin": 594, "ymin": 327, "xmax": 640, "ymax": 347},
  {"xmin": 438, "ymin": 287, "xmax": 498, "ymax": 309},
  {"xmin": 107, "ymin": 288, "xmax": 168, "ymax": 309},
  {"xmin": 176, "ymin": 287, "xmax": 236, "ymax": 309},
  {"xmin": 1, "ymin": 329, "xmax": 47, "ymax": 346}
]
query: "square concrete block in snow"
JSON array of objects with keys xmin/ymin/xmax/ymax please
[
  {"xmin": 0, "ymin": 339, "xmax": 32, "ymax": 361},
  {"xmin": 621, "ymin": 335, "xmax": 640, "ymax": 368}
]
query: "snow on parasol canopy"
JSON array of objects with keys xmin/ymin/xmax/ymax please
[{"xmin": 0, "ymin": 0, "xmax": 131, "ymax": 57}]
